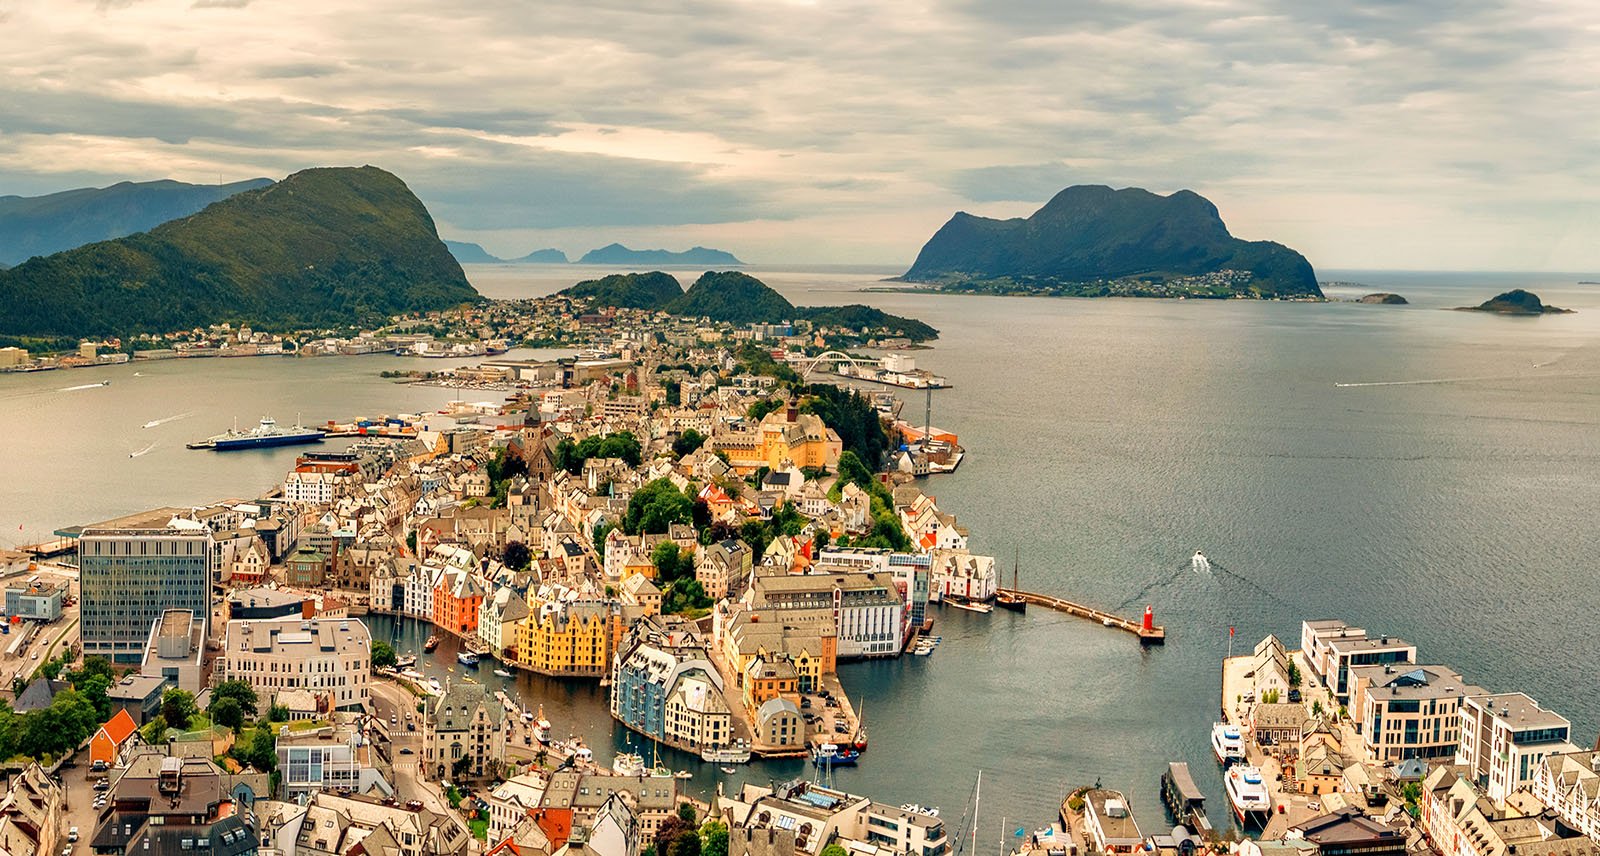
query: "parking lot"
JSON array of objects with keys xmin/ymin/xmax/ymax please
[{"xmin": 57, "ymin": 750, "xmax": 111, "ymax": 855}]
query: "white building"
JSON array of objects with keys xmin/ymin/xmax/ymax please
[
  {"xmin": 487, "ymin": 771, "xmax": 547, "ymax": 842},
  {"xmin": 1457, "ymin": 692, "xmax": 1576, "ymax": 803},
  {"xmin": 276, "ymin": 719, "xmax": 395, "ymax": 800},
  {"xmin": 222, "ymin": 617, "xmax": 372, "ymax": 711},
  {"xmin": 402, "ymin": 561, "xmax": 441, "ymax": 619},
  {"xmin": 1530, "ymin": 751, "xmax": 1600, "ymax": 845},
  {"xmin": 284, "ymin": 470, "xmax": 344, "ymax": 506}
]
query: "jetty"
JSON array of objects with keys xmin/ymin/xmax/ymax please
[{"xmin": 996, "ymin": 589, "xmax": 1166, "ymax": 644}]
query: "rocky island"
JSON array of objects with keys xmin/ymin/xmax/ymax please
[
  {"xmin": 900, "ymin": 184, "xmax": 1320, "ymax": 299},
  {"xmin": 1457, "ymin": 289, "xmax": 1571, "ymax": 315},
  {"xmin": 1358, "ymin": 293, "xmax": 1408, "ymax": 304},
  {"xmin": 577, "ymin": 243, "xmax": 742, "ymax": 266}
]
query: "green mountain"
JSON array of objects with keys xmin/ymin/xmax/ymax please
[
  {"xmin": 0, "ymin": 166, "xmax": 480, "ymax": 337},
  {"xmin": 1458, "ymin": 289, "xmax": 1571, "ymax": 315},
  {"xmin": 0, "ymin": 177, "xmax": 273, "ymax": 266},
  {"xmin": 903, "ymin": 185, "xmax": 1320, "ymax": 298},
  {"xmin": 564, "ymin": 272, "xmax": 685, "ymax": 309},
  {"xmin": 514, "ymin": 248, "xmax": 569, "ymax": 263},
  {"xmin": 577, "ymin": 243, "xmax": 743, "ymax": 266},
  {"xmin": 444, "ymin": 240, "xmax": 504, "ymax": 263},
  {"xmin": 558, "ymin": 270, "xmax": 937, "ymax": 340}
]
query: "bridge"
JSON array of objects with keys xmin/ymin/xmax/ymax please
[
  {"xmin": 790, "ymin": 351, "xmax": 882, "ymax": 382},
  {"xmin": 998, "ymin": 588, "xmax": 1166, "ymax": 645}
]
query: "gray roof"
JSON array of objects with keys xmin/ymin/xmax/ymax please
[
  {"xmin": 430, "ymin": 682, "xmax": 503, "ymax": 731},
  {"xmin": 13, "ymin": 679, "xmax": 70, "ymax": 713},
  {"xmin": 107, "ymin": 674, "xmax": 170, "ymax": 702}
]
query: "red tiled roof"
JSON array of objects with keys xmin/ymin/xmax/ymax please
[{"xmin": 100, "ymin": 708, "xmax": 138, "ymax": 745}]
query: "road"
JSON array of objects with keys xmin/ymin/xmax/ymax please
[
  {"xmin": 368, "ymin": 678, "xmax": 484, "ymax": 852},
  {"xmin": 58, "ymin": 749, "xmax": 108, "ymax": 856}
]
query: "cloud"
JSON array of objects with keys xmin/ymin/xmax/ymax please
[{"xmin": 0, "ymin": 0, "xmax": 1596, "ymax": 268}]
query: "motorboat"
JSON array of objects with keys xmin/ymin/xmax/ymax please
[
  {"xmin": 1224, "ymin": 766, "xmax": 1272, "ymax": 827},
  {"xmin": 1211, "ymin": 722, "xmax": 1245, "ymax": 765}
]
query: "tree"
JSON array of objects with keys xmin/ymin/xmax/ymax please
[
  {"xmin": 746, "ymin": 399, "xmax": 783, "ymax": 421},
  {"xmin": 651, "ymin": 542, "xmax": 688, "ymax": 584},
  {"xmin": 268, "ymin": 703, "xmax": 289, "ymax": 722},
  {"xmin": 452, "ymin": 755, "xmax": 473, "ymax": 778},
  {"xmin": 668, "ymin": 829, "xmax": 701, "ymax": 856},
  {"xmin": 162, "ymin": 689, "xmax": 197, "ymax": 730},
  {"xmin": 503, "ymin": 540, "xmax": 532, "ymax": 571},
  {"xmin": 624, "ymin": 479, "xmax": 694, "ymax": 534},
  {"xmin": 370, "ymin": 640, "xmax": 398, "ymax": 670},
  {"xmin": 140, "ymin": 715, "xmax": 168, "ymax": 746},
  {"xmin": 678, "ymin": 802, "xmax": 698, "ymax": 823},
  {"xmin": 1288, "ymin": 660, "xmax": 1302, "ymax": 689},
  {"xmin": 230, "ymin": 723, "xmax": 276, "ymax": 771},
  {"xmin": 211, "ymin": 680, "xmax": 260, "ymax": 720},
  {"xmin": 701, "ymin": 821, "xmax": 729, "ymax": 856},
  {"xmin": 820, "ymin": 846, "xmax": 849, "ymax": 856},
  {"xmin": 76, "ymin": 672, "xmax": 113, "ymax": 722},
  {"xmin": 672, "ymin": 430, "xmax": 707, "ymax": 458},
  {"xmin": 211, "ymin": 697, "xmax": 244, "ymax": 732}
]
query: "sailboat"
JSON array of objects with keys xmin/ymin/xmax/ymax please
[
  {"xmin": 852, "ymin": 698, "xmax": 868, "ymax": 752},
  {"xmin": 996, "ymin": 547, "xmax": 1027, "ymax": 612}
]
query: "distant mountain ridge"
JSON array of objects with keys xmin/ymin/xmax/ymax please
[
  {"xmin": 558, "ymin": 270, "xmax": 937, "ymax": 340},
  {"xmin": 0, "ymin": 166, "xmax": 479, "ymax": 337},
  {"xmin": 902, "ymin": 185, "xmax": 1320, "ymax": 299},
  {"xmin": 0, "ymin": 177, "xmax": 273, "ymax": 266},
  {"xmin": 444, "ymin": 241, "xmax": 569, "ymax": 264},
  {"xmin": 577, "ymin": 243, "xmax": 742, "ymax": 266}
]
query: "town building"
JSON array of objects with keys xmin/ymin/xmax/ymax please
[
  {"xmin": 487, "ymin": 771, "xmax": 547, "ymax": 843},
  {"xmin": 89, "ymin": 755, "xmax": 257, "ymax": 856},
  {"xmin": 0, "ymin": 764, "xmax": 65, "ymax": 856},
  {"xmin": 1530, "ymin": 751, "xmax": 1600, "ymax": 845},
  {"xmin": 1326, "ymin": 635, "xmax": 1417, "ymax": 701},
  {"xmin": 516, "ymin": 596, "xmax": 615, "ymax": 677},
  {"xmin": 275, "ymin": 718, "xmax": 394, "ymax": 801},
  {"xmin": 261, "ymin": 790, "xmax": 471, "ymax": 856},
  {"xmin": 139, "ymin": 608, "xmax": 206, "ymax": 694},
  {"xmin": 1082, "ymin": 789, "xmax": 1144, "ymax": 855},
  {"xmin": 537, "ymin": 772, "xmax": 679, "ymax": 848},
  {"xmin": 106, "ymin": 674, "xmax": 169, "ymax": 725},
  {"xmin": 89, "ymin": 709, "xmax": 140, "ymax": 768},
  {"xmin": 1301, "ymin": 619, "xmax": 1369, "ymax": 684},
  {"xmin": 716, "ymin": 781, "xmax": 948, "ymax": 856},
  {"xmin": 1421, "ymin": 765, "xmax": 1598, "ymax": 856},
  {"xmin": 79, "ymin": 509, "xmax": 214, "ymax": 664},
  {"xmin": 1350, "ymin": 664, "xmax": 1483, "ymax": 764},
  {"xmin": 610, "ymin": 616, "xmax": 734, "ymax": 753},
  {"xmin": 1288, "ymin": 807, "xmax": 1406, "ymax": 856},
  {"xmin": 1458, "ymin": 692, "xmax": 1577, "ymax": 803},
  {"xmin": 478, "ymin": 586, "xmax": 530, "ymax": 659},
  {"xmin": 747, "ymin": 569, "xmax": 905, "ymax": 659},
  {"xmin": 221, "ymin": 618, "xmax": 372, "ymax": 711},
  {"xmin": 2, "ymin": 580, "xmax": 64, "ymax": 622},
  {"xmin": 422, "ymin": 681, "xmax": 505, "ymax": 781},
  {"xmin": 433, "ymin": 567, "xmax": 486, "ymax": 639}
]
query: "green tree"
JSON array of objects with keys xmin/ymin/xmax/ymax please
[
  {"xmin": 746, "ymin": 399, "xmax": 783, "ymax": 421},
  {"xmin": 76, "ymin": 672, "xmax": 113, "ymax": 722},
  {"xmin": 701, "ymin": 821, "xmax": 729, "ymax": 856},
  {"xmin": 503, "ymin": 540, "xmax": 532, "ymax": 571},
  {"xmin": 651, "ymin": 542, "xmax": 688, "ymax": 583},
  {"xmin": 229, "ymin": 723, "xmax": 277, "ymax": 771},
  {"xmin": 211, "ymin": 697, "xmax": 245, "ymax": 732},
  {"xmin": 370, "ymin": 640, "xmax": 398, "ymax": 669},
  {"xmin": 678, "ymin": 802, "xmax": 698, "ymax": 823},
  {"xmin": 211, "ymin": 680, "xmax": 260, "ymax": 720},
  {"xmin": 162, "ymin": 689, "xmax": 198, "ymax": 730},
  {"xmin": 140, "ymin": 715, "xmax": 168, "ymax": 746},
  {"xmin": 820, "ymin": 846, "xmax": 849, "ymax": 856},
  {"xmin": 668, "ymin": 829, "xmax": 702, "ymax": 856},
  {"xmin": 594, "ymin": 522, "xmax": 616, "ymax": 560},
  {"xmin": 672, "ymin": 430, "xmax": 707, "ymax": 458},
  {"xmin": 624, "ymin": 479, "xmax": 694, "ymax": 534},
  {"xmin": 1288, "ymin": 660, "xmax": 1302, "ymax": 689}
]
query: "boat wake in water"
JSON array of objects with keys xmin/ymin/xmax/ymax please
[
  {"xmin": 60, "ymin": 381, "xmax": 110, "ymax": 392},
  {"xmin": 1191, "ymin": 551, "xmax": 1211, "ymax": 573},
  {"xmin": 1118, "ymin": 551, "xmax": 1292, "ymax": 612},
  {"xmin": 143, "ymin": 412, "xmax": 193, "ymax": 429},
  {"xmin": 129, "ymin": 442, "xmax": 157, "ymax": 458}
]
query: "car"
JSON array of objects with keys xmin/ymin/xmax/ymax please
[
  {"xmin": 1288, "ymin": 689, "xmax": 1302, "ymax": 703},
  {"xmin": 61, "ymin": 847, "xmax": 70, "ymax": 856},
  {"xmin": 31, "ymin": 652, "xmax": 38, "ymax": 660},
  {"xmin": 93, "ymin": 780, "xmax": 109, "ymax": 791},
  {"xmin": 1308, "ymin": 801, "xmax": 1321, "ymax": 812},
  {"xmin": 390, "ymin": 714, "xmax": 398, "ymax": 725},
  {"xmin": 399, "ymin": 747, "xmax": 413, "ymax": 754},
  {"xmin": 407, "ymin": 722, "xmax": 416, "ymax": 731},
  {"xmin": 91, "ymin": 760, "xmax": 107, "ymax": 772},
  {"xmin": 68, "ymin": 829, "xmax": 79, "ymax": 843},
  {"xmin": 800, "ymin": 698, "xmax": 811, "ymax": 709}
]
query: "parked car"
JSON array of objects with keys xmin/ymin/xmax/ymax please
[
  {"xmin": 68, "ymin": 829, "xmax": 78, "ymax": 843},
  {"xmin": 93, "ymin": 780, "xmax": 109, "ymax": 792},
  {"xmin": 400, "ymin": 747, "xmax": 413, "ymax": 754}
]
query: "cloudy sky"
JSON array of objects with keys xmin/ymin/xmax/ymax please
[{"xmin": 3, "ymin": 0, "xmax": 1597, "ymax": 269}]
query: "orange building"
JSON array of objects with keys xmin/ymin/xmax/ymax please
[
  {"xmin": 432, "ymin": 569, "xmax": 485, "ymax": 638},
  {"xmin": 90, "ymin": 709, "xmax": 139, "ymax": 767}
]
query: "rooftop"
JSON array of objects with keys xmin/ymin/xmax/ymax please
[{"xmin": 1467, "ymin": 692, "xmax": 1572, "ymax": 732}]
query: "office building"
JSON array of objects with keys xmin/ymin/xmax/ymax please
[
  {"xmin": 1458, "ymin": 692, "xmax": 1576, "ymax": 803},
  {"xmin": 221, "ymin": 618, "xmax": 371, "ymax": 711},
  {"xmin": 79, "ymin": 510, "xmax": 213, "ymax": 664}
]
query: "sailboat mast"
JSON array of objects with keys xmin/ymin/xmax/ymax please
[{"xmin": 972, "ymin": 771, "xmax": 982, "ymax": 856}]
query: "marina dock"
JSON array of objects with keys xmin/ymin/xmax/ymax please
[{"xmin": 997, "ymin": 589, "xmax": 1167, "ymax": 644}]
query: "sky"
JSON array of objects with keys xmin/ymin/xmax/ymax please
[{"xmin": 2, "ymin": 0, "xmax": 1598, "ymax": 270}]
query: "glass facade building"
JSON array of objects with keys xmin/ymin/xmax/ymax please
[{"xmin": 79, "ymin": 525, "xmax": 212, "ymax": 664}]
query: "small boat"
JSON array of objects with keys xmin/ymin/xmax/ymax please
[
  {"xmin": 427, "ymin": 678, "xmax": 442, "ymax": 694},
  {"xmin": 1102, "ymin": 617, "xmax": 1117, "ymax": 627},
  {"xmin": 493, "ymin": 668, "xmax": 513, "ymax": 678},
  {"xmin": 399, "ymin": 668, "xmax": 424, "ymax": 680},
  {"xmin": 721, "ymin": 766, "xmax": 738, "ymax": 774},
  {"xmin": 423, "ymin": 635, "xmax": 440, "ymax": 652},
  {"xmin": 1211, "ymin": 722, "xmax": 1245, "ymax": 765},
  {"xmin": 947, "ymin": 597, "xmax": 994, "ymax": 615},
  {"xmin": 395, "ymin": 655, "xmax": 417, "ymax": 669},
  {"xmin": 457, "ymin": 651, "xmax": 480, "ymax": 667},
  {"xmin": 997, "ymin": 548, "xmax": 1027, "ymax": 612},
  {"xmin": 673, "ymin": 770, "xmax": 693, "ymax": 779},
  {"xmin": 811, "ymin": 743, "xmax": 860, "ymax": 767},
  {"xmin": 1224, "ymin": 765, "xmax": 1272, "ymax": 827},
  {"xmin": 613, "ymin": 752, "xmax": 646, "ymax": 777}
]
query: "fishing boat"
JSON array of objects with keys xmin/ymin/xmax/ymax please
[
  {"xmin": 493, "ymin": 668, "xmax": 513, "ymax": 678},
  {"xmin": 1224, "ymin": 766, "xmax": 1272, "ymax": 827},
  {"xmin": 948, "ymin": 597, "xmax": 994, "ymax": 615},
  {"xmin": 700, "ymin": 741, "xmax": 752, "ymax": 764},
  {"xmin": 721, "ymin": 766, "xmax": 737, "ymax": 774},
  {"xmin": 1210, "ymin": 722, "xmax": 1245, "ymax": 765},
  {"xmin": 395, "ymin": 654, "xmax": 417, "ymax": 669},
  {"xmin": 423, "ymin": 635, "xmax": 440, "ymax": 652},
  {"xmin": 996, "ymin": 548, "xmax": 1027, "ymax": 613},
  {"xmin": 612, "ymin": 753, "xmax": 646, "ymax": 777},
  {"xmin": 810, "ymin": 743, "xmax": 860, "ymax": 767},
  {"xmin": 457, "ymin": 651, "xmax": 480, "ymax": 667}
]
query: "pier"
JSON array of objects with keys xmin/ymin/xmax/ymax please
[{"xmin": 997, "ymin": 589, "xmax": 1166, "ymax": 644}]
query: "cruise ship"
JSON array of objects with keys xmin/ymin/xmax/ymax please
[
  {"xmin": 1211, "ymin": 722, "xmax": 1245, "ymax": 765},
  {"xmin": 189, "ymin": 417, "xmax": 324, "ymax": 450},
  {"xmin": 1224, "ymin": 766, "xmax": 1272, "ymax": 827}
]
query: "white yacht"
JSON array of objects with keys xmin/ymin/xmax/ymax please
[
  {"xmin": 1224, "ymin": 765, "xmax": 1272, "ymax": 827},
  {"xmin": 1210, "ymin": 722, "xmax": 1245, "ymax": 765}
]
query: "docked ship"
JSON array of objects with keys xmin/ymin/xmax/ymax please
[
  {"xmin": 1160, "ymin": 761, "xmax": 1214, "ymax": 837},
  {"xmin": 1211, "ymin": 722, "xmax": 1245, "ymax": 765},
  {"xmin": 701, "ymin": 741, "xmax": 752, "ymax": 764},
  {"xmin": 394, "ymin": 654, "xmax": 418, "ymax": 669},
  {"xmin": 1224, "ymin": 766, "xmax": 1272, "ymax": 827},
  {"xmin": 947, "ymin": 596, "xmax": 994, "ymax": 615},
  {"xmin": 996, "ymin": 549, "xmax": 1027, "ymax": 613},
  {"xmin": 189, "ymin": 416, "xmax": 324, "ymax": 450},
  {"xmin": 811, "ymin": 743, "xmax": 860, "ymax": 767},
  {"xmin": 457, "ymin": 651, "xmax": 480, "ymax": 667}
]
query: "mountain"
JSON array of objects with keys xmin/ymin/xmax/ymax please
[
  {"xmin": 444, "ymin": 240, "xmax": 504, "ymax": 264},
  {"xmin": 1457, "ymin": 289, "xmax": 1571, "ymax": 315},
  {"xmin": 902, "ymin": 185, "xmax": 1320, "ymax": 298},
  {"xmin": 564, "ymin": 272, "xmax": 685, "ymax": 309},
  {"xmin": 0, "ymin": 166, "xmax": 479, "ymax": 337},
  {"xmin": 558, "ymin": 270, "xmax": 936, "ymax": 340},
  {"xmin": 0, "ymin": 177, "xmax": 274, "ymax": 266},
  {"xmin": 513, "ymin": 248, "xmax": 569, "ymax": 264},
  {"xmin": 577, "ymin": 243, "xmax": 743, "ymax": 266}
]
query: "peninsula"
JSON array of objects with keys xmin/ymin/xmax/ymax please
[{"xmin": 900, "ymin": 184, "xmax": 1321, "ymax": 299}]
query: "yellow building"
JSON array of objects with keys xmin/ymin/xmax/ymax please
[
  {"xmin": 514, "ymin": 597, "xmax": 616, "ymax": 677},
  {"xmin": 0, "ymin": 347, "xmax": 28, "ymax": 368},
  {"xmin": 717, "ymin": 407, "xmax": 842, "ymax": 475}
]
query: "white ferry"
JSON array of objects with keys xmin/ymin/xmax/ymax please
[
  {"xmin": 1224, "ymin": 765, "xmax": 1272, "ymax": 827},
  {"xmin": 701, "ymin": 741, "xmax": 752, "ymax": 764},
  {"xmin": 1211, "ymin": 722, "xmax": 1245, "ymax": 765}
]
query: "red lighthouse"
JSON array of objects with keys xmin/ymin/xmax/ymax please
[{"xmin": 1142, "ymin": 604, "xmax": 1155, "ymax": 632}]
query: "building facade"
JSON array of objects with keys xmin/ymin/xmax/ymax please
[
  {"xmin": 79, "ymin": 512, "xmax": 214, "ymax": 664},
  {"xmin": 221, "ymin": 618, "xmax": 371, "ymax": 711}
]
